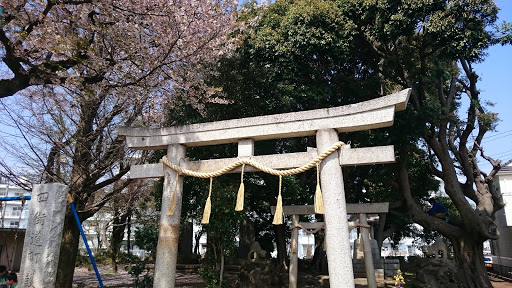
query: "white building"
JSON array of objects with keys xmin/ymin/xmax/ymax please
[
  {"xmin": 491, "ymin": 165, "xmax": 512, "ymax": 277},
  {"xmin": 0, "ymin": 183, "xmax": 30, "ymax": 229},
  {"xmin": 297, "ymin": 228, "xmax": 316, "ymax": 259},
  {"xmin": 380, "ymin": 235, "xmax": 424, "ymax": 259},
  {"xmin": 0, "ymin": 181, "xmax": 30, "ymax": 271}
]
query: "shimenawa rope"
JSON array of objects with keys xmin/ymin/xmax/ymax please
[{"xmin": 163, "ymin": 141, "xmax": 346, "ymax": 224}]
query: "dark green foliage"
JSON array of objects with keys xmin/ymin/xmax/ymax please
[
  {"xmin": 127, "ymin": 259, "xmax": 154, "ymax": 288},
  {"xmin": 192, "ymin": 176, "xmax": 243, "ymax": 286},
  {"xmin": 494, "ymin": 21, "xmax": 512, "ymax": 45},
  {"xmin": 120, "ymin": 253, "xmax": 153, "ymax": 288},
  {"xmin": 134, "ymin": 224, "xmax": 159, "ymax": 259},
  {"xmin": 203, "ymin": 1, "xmax": 382, "ymax": 123},
  {"xmin": 125, "ymin": 225, "xmax": 159, "ymax": 287},
  {"xmin": 198, "ymin": 266, "xmax": 233, "ymax": 288}
]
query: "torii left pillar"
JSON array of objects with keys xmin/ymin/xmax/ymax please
[{"xmin": 153, "ymin": 144, "xmax": 185, "ymax": 287}]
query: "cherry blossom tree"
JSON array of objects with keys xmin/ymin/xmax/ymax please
[
  {"xmin": 0, "ymin": 0, "xmax": 235, "ymax": 101},
  {"xmin": 0, "ymin": 1, "xmax": 236, "ymax": 287}
]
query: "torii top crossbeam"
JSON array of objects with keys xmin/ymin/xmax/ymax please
[{"xmin": 117, "ymin": 89, "xmax": 410, "ymax": 149}]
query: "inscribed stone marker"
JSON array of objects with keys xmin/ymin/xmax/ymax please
[{"xmin": 19, "ymin": 183, "xmax": 68, "ymax": 288}]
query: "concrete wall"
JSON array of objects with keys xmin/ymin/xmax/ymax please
[
  {"xmin": 492, "ymin": 225, "xmax": 512, "ymax": 259},
  {"xmin": 495, "ymin": 166, "xmax": 512, "ymax": 226}
]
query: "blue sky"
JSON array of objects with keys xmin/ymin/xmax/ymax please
[{"xmin": 473, "ymin": 0, "xmax": 512, "ymax": 172}]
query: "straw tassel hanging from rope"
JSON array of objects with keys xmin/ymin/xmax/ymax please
[
  {"xmin": 235, "ymin": 164, "xmax": 245, "ymax": 211},
  {"xmin": 167, "ymin": 173, "xmax": 180, "ymax": 216},
  {"xmin": 272, "ymin": 175, "xmax": 284, "ymax": 225},
  {"xmin": 201, "ymin": 177, "xmax": 213, "ymax": 224},
  {"xmin": 314, "ymin": 163, "xmax": 325, "ymax": 214}
]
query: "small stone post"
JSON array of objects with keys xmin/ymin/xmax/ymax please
[
  {"xmin": 289, "ymin": 214, "xmax": 299, "ymax": 288},
  {"xmin": 19, "ymin": 183, "xmax": 68, "ymax": 287},
  {"xmin": 153, "ymin": 144, "xmax": 186, "ymax": 288},
  {"xmin": 360, "ymin": 213, "xmax": 377, "ymax": 288},
  {"xmin": 316, "ymin": 129, "xmax": 354, "ymax": 287}
]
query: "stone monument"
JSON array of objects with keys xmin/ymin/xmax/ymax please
[{"xmin": 19, "ymin": 183, "xmax": 68, "ymax": 287}]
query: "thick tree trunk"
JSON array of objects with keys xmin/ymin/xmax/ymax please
[
  {"xmin": 452, "ymin": 237, "xmax": 493, "ymax": 288},
  {"xmin": 55, "ymin": 210, "xmax": 81, "ymax": 288},
  {"xmin": 274, "ymin": 224, "xmax": 288, "ymax": 271},
  {"xmin": 374, "ymin": 213, "xmax": 387, "ymax": 250},
  {"xmin": 396, "ymin": 159, "xmax": 495, "ymax": 288},
  {"xmin": 110, "ymin": 209, "xmax": 129, "ymax": 273},
  {"xmin": 219, "ymin": 248, "xmax": 225, "ymax": 287},
  {"xmin": 111, "ymin": 249, "xmax": 118, "ymax": 273},
  {"xmin": 126, "ymin": 215, "xmax": 131, "ymax": 254},
  {"xmin": 310, "ymin": 230, "xmax": 328, "ymax": 274}
]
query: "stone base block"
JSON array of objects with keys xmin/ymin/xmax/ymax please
[
  {"xmin": 352, "ymin": 259, "xmax": 385, "ymax": 280},
  {"xmin": 383, "ymin": 259, "xmax": 401, "ymax": 277}
]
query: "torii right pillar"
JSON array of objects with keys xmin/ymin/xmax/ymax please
[{"xmin": 317, "ymin": 129, "xmax": 354, "ymax": 287}]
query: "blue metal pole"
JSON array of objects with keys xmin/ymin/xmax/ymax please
[
  {"xmin": 0, "ymin": 196, "xmax": 31, "ymax": 201},
  {"xmin": 68, "ymin": 194, "xmax": 105, "ymax": 288}
]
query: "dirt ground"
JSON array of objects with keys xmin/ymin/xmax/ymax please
[
  {"xmin": 72, "ymin": 265, "xmax": 512, "ymax": 288},
  {"xmin": 489, "ymin": 275, "xmax": 512, "ymax": 288},
  {"xmin": 73, "ymin": 265, "xmax": 203, "ymax": 287}
]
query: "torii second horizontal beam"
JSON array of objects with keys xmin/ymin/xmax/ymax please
[{"xmin": 128, "ymin": 145, "xmax": 395, "ymax": 179}]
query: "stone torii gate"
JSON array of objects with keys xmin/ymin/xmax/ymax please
[{"xmin": 117, "ymin": 88, "xmax": 410, "ymax": 288}]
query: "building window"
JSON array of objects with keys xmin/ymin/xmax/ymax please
[
  {"xmin": 14, "ymin": 192, "xmax": 25, "ymax": 197},
  {"xmin": 11, "ymin": 206, "xmax": 23, "ymax": 216},
  {"xmin": 9, "ymin": 221, "xmax": 19, "ymax": 228}
]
